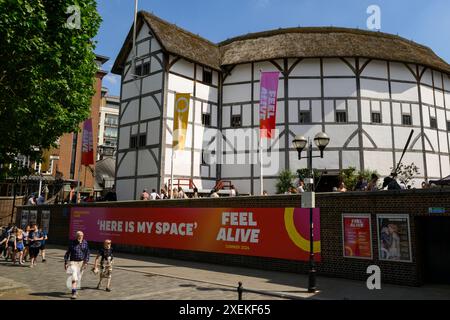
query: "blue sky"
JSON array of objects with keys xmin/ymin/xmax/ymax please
[{"xmin": 96, "ymin": 0, "xmax": 450, "ymax": 96}]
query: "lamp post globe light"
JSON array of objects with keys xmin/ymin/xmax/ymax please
[{"xmin": 293, "ymin": 132, "xmax": 330, "ymax": 293}]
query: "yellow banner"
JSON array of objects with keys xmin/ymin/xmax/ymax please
[{"xmin": 173, "ymin": 93, "xmax": 190, "ymax": 150}]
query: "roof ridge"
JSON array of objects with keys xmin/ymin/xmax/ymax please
[
  {"xmin": 140, "ymin": 11, "xmax": 218, "ymax": 47},
  {"xmin": 218, "ymin": 26, "xmax": 434, "ymax": 53}
]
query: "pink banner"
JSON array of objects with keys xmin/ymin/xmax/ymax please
[
  {"xmin": 259, "ymin": 72, "xmax": 280, "ymax": 139},
  {"xmin": 81, "ymin": 118, "xmax": 94, "ymax": 166}
]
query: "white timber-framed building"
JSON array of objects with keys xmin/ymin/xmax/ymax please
[{"xmin": 111, "ymin": 11, "xmax": 450, "ymax": 200}]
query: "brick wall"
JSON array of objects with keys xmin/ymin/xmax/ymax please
[{"xmin": 16, "ymin": 189, "xmax": 450, "ymax": 286}]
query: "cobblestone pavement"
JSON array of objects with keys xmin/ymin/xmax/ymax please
[{"xmin": 0, "ymin": 252, "xmax": 283, "ymax": 300}]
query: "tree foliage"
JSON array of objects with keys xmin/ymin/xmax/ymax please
[
  {"xmin": 391, "ymin": 162, "xmax": 420, "ymax": 187},
  {"xmin": 276, "ymin": 170, "xmax": 297, "ymax": 194},
  {"xmin": 0, "ymin": 0, "xmax": 101, "ymax": 167},
  {"xmin": 339, "ymin": 167, "xmax": 380, "ymax": 191}
]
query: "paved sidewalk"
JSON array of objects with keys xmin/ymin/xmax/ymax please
[{"xmin": 0, "ymin": 246, "xmax": 449, "ymax": 300}]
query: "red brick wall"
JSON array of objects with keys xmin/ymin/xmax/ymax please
[{"xmin": 17, "ymin": 189, "xmax": 450, "ymax": 286}]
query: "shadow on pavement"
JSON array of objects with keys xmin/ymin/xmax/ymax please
[{"xmin": 30, "ymin": 291, "xmax": 68, "ymax": 298}]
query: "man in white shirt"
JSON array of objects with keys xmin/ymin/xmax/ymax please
[{"xmin": 150, "ymin": 189, "xmax": 161, "ymax": 200}]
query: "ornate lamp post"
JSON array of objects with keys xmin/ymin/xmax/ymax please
[{"xmin": 292, "ymin": 132, "xmax": 330, "ymax": 293}]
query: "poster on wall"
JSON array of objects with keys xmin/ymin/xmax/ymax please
[
  {"xmin": 69, "ymin": 207, "xmax": 321, "ymax": 262},
  {"xmin": 29, "ymin": 210, "xmax": 38, "ymax": 226},
  {"xmin": 377, "ymin": 214, "xmax": 412, "ymax": 262},
  {"xmin": 342, "ymin": 214, "xmax": 372, "ymax": 259},
  {"xmin": 20, "ymin": 210, "xmax": 29, "ymax": 229},
  {"xmin": 41, "ymin": 210, "xmax": 51, "ymax": 234}
]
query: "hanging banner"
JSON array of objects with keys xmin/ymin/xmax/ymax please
[
  {"xmin": 259, "ymin": 72, "xmax": 280, "ymax": 139},
  {"xmin": 173, "ymin": 93, "xmax": 191, "ymax": 150},
  {"xmin": 81, "ymin": 118, "xmax": 94, "ymax": 166},
  {"xmin": 377, "ymin": 214, "xmax": 412, "ymax": 262},
  {"xmin": 69, "ymin": 207, "xmax": 321, "ymax": 262},
  {"xmin": 342, "ymin": 214, "xmax": 372, "ymax": 259}
]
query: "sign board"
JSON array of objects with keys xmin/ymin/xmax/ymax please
[
  {"xmin": 70, "ymin": 207, "xmax": 321, "ymax": 261},
  {"xmin": 377, "ymin": 214, "xmax": 412, "ymax": 262},
  {"xmin": 342, "ymin": 214, "xmax": 373, "ymax": 259}
]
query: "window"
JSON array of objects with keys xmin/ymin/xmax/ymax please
[
  {"xmin": 371, "ymin": 112, "xmax": 382, "ymax": 124},
  {"xmin": 202, "ymin": 68, "xmax": 213, "ymax": 85},
  {"xmin": 139, "ymin": 134, "xmax": 147, "ymax": 147},
  {"xmin": 430, "ymin": 117, "xmax": 437, "ymax": 129},
  {"xmin": 336, "ymin": 111, "xmax": 347, "ymax": 123},
  {"xmin": 202, "ymin": 113, "xmax": 211, "ymax": 127},
  {"xmin": 130, "ymin": 135, "xmax": 138, "ymax": 149},
  {"xmin": 231, "ymin": 115, "xmax": 242, "ymax": 128},
  {"xmin": 447, "ymin": 121, "xmax": 450, "ymax": 131},
  {"xmin": 299, "ymin": 111, "xmax": 311, "ymax": 124},
  {"xmin": 134, "ymin": 64, "xmax": 142, "ymax": 77},
  {"xmin": 201, "ymin": 152, "xmax": 209, "ymax": 165},
  {"xmin": 402, "ymin": 114, "xmax": 412, "ymax": 126},
  {"xmin": 142, "ymin": 62, "xmax": 150, "ymax": 76}
]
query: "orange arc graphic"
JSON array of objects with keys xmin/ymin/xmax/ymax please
[{"xmin": 284, "ymin": 208, "xmax": 321, "ymax": 253}]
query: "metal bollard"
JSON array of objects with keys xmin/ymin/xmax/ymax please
[{"xmin": 237, "ymin": 282, "xmax": 243, "ymax": 300}]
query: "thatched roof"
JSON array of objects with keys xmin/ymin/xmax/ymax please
[{"xmin": 112, "ymin": 11, "xmax": 450, "ymax": 75}]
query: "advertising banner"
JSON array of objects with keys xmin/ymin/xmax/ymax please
[
  {"xmin": 29, "ymin": 210, "xmax": 37, "ymax": 226},
  {"xmin": 41, "ymin": 210, "xmax": 51, "ymax": 234},
  {"xmin": 81, "ymin": 118, "xmax": 94, "ymax": 166},
  {"xmin": 173, "ymin": 93, "xmax": 191, "ymax": 150},
  {"xmin": 259, "ymin": 72, "xmax": 280, "ymax": 139},
  {"xmin": 70, "ymin": 207, "xmax": 321, "ymax": 261},
  {"xmin": 342, "ymin": 214, "xmax": 372, "ymax": 259},
  {"xmin": 20, "ymin": 210, "xmax": 29, "ymax": 230},
  {"xmin": 377, "ymin": 214, "xmax": 412, "ymax": 262}
]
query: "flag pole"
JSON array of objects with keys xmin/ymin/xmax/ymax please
[
  {"xmin": 259, "ymin": 70, "xmax": 264, "ymax": 195},
  {"xmin": 170, "ymin": 150, "xmax": 174, "ymax": 199}
]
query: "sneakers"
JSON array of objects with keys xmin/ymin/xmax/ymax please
[
  {"xmin": 106, "ymin": 288, "xmax": 111, "ymax": 292},
  {"xmin": 42, "ymin": 259, "xmax": 46, "ymax": 263},
  {"xmin": 71, "ymin": 292, "xmax": 77, "ymax": 300}
]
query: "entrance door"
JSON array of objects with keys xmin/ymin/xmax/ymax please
[{"xmin": 420, "ymin": 217, "xmax": 450, "ymax": 284}]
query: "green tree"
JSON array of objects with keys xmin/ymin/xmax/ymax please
[
  {"xmin": 276, "ymin": 170, "xmax": 296, "ymax": 194},
  {"xmin": 0, "ymin": 0, "xmax": 101, "ymax": 168},
  {"xmin": 339, "ymin": 167, "xmax": 379, "ymax": 191}
]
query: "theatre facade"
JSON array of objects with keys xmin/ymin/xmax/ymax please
[{"xmin": 112, "ymin": 11, "xmax": 450, "ymax": 200}]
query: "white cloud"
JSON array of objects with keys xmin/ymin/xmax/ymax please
[{"xmin": 104, "ymin": 74, "xmax": 119, "ymax": 85}]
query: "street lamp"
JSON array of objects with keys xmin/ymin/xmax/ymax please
[{"xmin": 293, "ymin": 132, "xmax": 330, "ymax": 293}]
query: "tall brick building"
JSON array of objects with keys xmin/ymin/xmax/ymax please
[{"xmin": 41, "ymin": 55, "xmax": 109, "ymax": 195}]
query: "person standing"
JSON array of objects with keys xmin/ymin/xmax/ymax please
[
  {"xmin": 150, "ymin": 189, "xmax": 161, "ymax": 200},
  {"xmin": 39, "ymin": 227, "xmax": 48, "ymax": 262},
  {"xmin": 28, "ymin": 224, "xmax": 43, "ymax": 267},
  {"xmin": 230, "ymin": 185, "xmax": 237, "ymax": 197},
  {"xmin": 37, "ymin": 193, "xmax": 45, "ymax": 205},
  {"xmin": 93, "ymin": 239, "xmax": 114, "ymax": 292},
  {"xmin": 27, "ymin": 194, "xmax": 36, "ymax": 206},
  {"xmin": 22, "ymin": 225, "xmax": 30, "ymax": 262},
  {"xmin": 15, "ymin": 229, "xmax": 24, "ymax": 265},
  {"xmin": 140, "ymin": 189, "xmax": 150, "ymax": 201},
  {"xmin": 6, "ymin": 227, "xmax": 17, "ymax": 263},
  {"xmin": 64, "ymin": 231, "xmax": 90, "ymax": 300}
]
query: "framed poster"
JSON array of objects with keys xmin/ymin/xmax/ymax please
[
  {"xmin": 20, "ymin": 210, "xmax": 29, "ymax": 230},
  {"xmin": 41, "ymin": 210, "xmax": 51, "ymax": 234},
  {"xmin": 377, "ymin": 214, "xmax": 412, "ymax": 262},
  {"xmin": 29, "ymin": 210, "xmax": 37, "ymax": 226},
  {"xmin": 342, "ymin": 214, "xmax": 373, "ymax": 259}
]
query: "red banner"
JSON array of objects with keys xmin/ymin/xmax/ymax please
[
  {"xmin": 70, "ymin": 207, "xmax": 321, "ymax": 261},
  {"xmin": 81, "ymin": 118, "xmax": 94, "ymax": 166},
  {"xmin": 259, "ymin": 72, "xmax": 280, "ymax": 139},
  {"xmin": 342, "ymin": 214, "xmax": 372, "ymax": 259}
]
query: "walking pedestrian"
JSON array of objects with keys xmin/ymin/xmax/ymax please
[
  {"xmin": 28, "ymin": 224, "xmax": 43, "ymax": 267},
  {"xmin": 23, "ymin": 225, "xmax": 31, "ymax": 262},
  {"xmin": 6, "ymin": 227, "xmax": 17, "ymax": 263},
  {"xmin": 64, "ymin": 231, "xmax": 90, "ymax": 300},
  {"xmin": 93, "ymin": 239, "xmax": 114, "ymax": 292},
  {"xmin": 39, "ymin": 227, "xmax": 48, "ymax": 262},
  {"xmin": 15, "ymin": 229, "xmax": 24, "ymax": 265}
]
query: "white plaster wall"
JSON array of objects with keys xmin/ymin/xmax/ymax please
[
  {"xmin": 254, "ymin": 80, "xmax": 284, "ymax": 100},
  {"xmin": 170, "ymin": 59, "xmax": 195, "ymax": 78},
  {"xmin": 224, "ymin": 64, "xmax": 251, "ymax": 83},
  {"xmin": 136, "ymin": 178, "xmax": 158, "ymax": 198},
  {"xmin": 360, "ymin": 79, "xmax": 389, "ymax": 99},
  {"xmin": 389, "ymin": 62, "xmax": 416, "ymax": 82},
  {"xmin": 363, "ymin": 125, "xmax": 393, "ymax": 149},
  {"xmin": 137, "ymin": 149, "xmax": 158, "ymax": 176},
  {"xmin": 342, "ymin": 151, "xmax": 360, "ymax": 169},
  {"xmin": 289, "ymin": 59, "xmax": 320, "ymax": 77},
  {"xmin": 364, "ymin": 151, "xmax": 393, "ymax": 175},
  {"xmin": 223, "ymin": 83, "xmax": 251, "ymax": 104},
  {"xmin": 323, "ymin": 58, "xmax": 354, "ymax": 76},
  {"xmin": 426, "ymin": 153, "xmax": 441, "ymax": 178},
  {"xmin": 289, "ymin": 79, "xmax": 321, "ymax": 98},
  {"xmin": 361, "ymin": 60, "xmax": 388, "ymax": 78},
  {"xmin": 116, "ymin": 179, "xmax": 135, "ymax": 201},
  {"xmin": 391, "ymin": 82, "xmax": 419, "ymax": 102},
  {"xmin": 323, "ymin": 79, "xmax": 357, "ymax": 97},
  {"xmin": 116, "ymin": 151, "xmax": 136, "ymax": 177},
  {"xmin": 122, "ymin": 81, "xmax": 141, "ymax": 100}
]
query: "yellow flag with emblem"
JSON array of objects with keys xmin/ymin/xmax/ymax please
[{"xmin": 173, "ymin": 93, "xmax": 191, "ymax": 150}]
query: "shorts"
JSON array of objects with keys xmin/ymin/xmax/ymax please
[
  {"xmin": 40, "ymin": 244, "xmax": 46, "ymax": 251},
  {"xmin": 16, "ymin": 243, "xmax": 24, "ymax": 252},
  {"xmin": 29, "ymin": 246, "xmax": 40, "ymax": 258}
]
